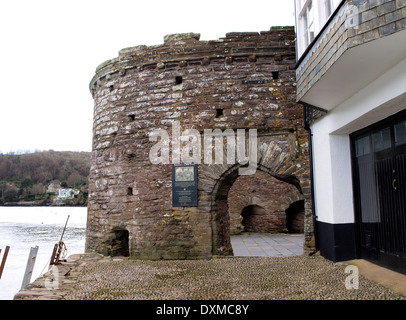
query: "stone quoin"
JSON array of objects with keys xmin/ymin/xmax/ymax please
[{"xmin": 86, "ymin": 27, "xmax": 312, "ymax": 260}]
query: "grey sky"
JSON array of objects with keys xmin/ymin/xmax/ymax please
[{"xmin": 0, "ymin": 0, "xmax": 295, "ymax": 153}]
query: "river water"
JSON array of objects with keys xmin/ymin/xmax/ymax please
[{"xmin": 0, "ymin": 207, "xmax": 87, "ymax": 300}]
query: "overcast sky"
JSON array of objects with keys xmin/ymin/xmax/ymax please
[{"xmin": 0, "ymin": 0, "xmax": 295, "ymax": 154}]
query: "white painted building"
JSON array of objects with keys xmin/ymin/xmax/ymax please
[
  {"xmin": 295, "ymin": 0, "xmax": 406, "ymax": 273},
  {"xmin": 55, "ymin": 188, "xmax": 79, "ymax": 200}
]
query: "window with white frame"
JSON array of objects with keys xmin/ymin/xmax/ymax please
[
  {"xmin": 297, "ymin": 0, "xmax": 315, "ymax": 57},
  {"xmin": 325, "ymin": 0, "xmax": 333, "ymax": 17},
  {"xmin": 305, "ymin": 1, "xmax": 315, "ymax": 47},
  {"xmin": 325, "ymin": 0, "xmax": 341, "ymax": 18},
  {"xmin": 295, "ymin": 0, "xmax": 342, "ymax": 58}
]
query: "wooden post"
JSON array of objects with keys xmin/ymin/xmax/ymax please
[
  {"xmin": 0, "ymin": 246, "xmax": 10, "ymax": 280},
  {"xmin": 49, "ymin": 243, "xmax": 58, "ymax": 266},
  {"xmin": 21, "ymin": 246, "xmax": 39, "ymax": 289}
]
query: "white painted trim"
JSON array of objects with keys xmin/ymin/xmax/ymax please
[{"xmin": 310, "ymin": 56, "xmax": 406, "ymax": 224}]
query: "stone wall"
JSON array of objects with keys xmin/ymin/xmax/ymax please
[
  {"xmin": 228, "ymin": 171, "xmax": 303, "ymax": 234},
  {"xmin": 86, "ymin": 27, "xmax": 312, "ymax": 260}
]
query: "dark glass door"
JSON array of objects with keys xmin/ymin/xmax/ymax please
[{"xmin": 352, "ymin": 111, "xmax": 406, "ymax": 274}]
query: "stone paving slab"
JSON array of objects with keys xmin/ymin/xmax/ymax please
[{"xmin": 231, "ymin": 233, "xmax": 304, "ymax": 257}]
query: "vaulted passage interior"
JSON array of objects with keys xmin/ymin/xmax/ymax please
[
  {"xmin": 212, "ymin": 165, "xmax": 305, "ymax": 256},
  {"xmin": 285, "ymin": 200, "xmax": 305, "ymax": 233},
  {"xmin": 227, "ymin": 170, "xmax": 304, "ymax": 236},
  {"xmin": 241, "ymin": 205, "xmax": 266, "ymax": 232}
]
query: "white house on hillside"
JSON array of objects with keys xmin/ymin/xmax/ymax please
[{"xmin": 55, "ymin": 188, "xmax": 79, "ymax": 200}]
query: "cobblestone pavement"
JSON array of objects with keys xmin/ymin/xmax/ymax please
[{"xmin": 15, "ymin": 252, "xmax": 405, "ymax": 300}]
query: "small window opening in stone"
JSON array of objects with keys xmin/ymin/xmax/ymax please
[
  {"xmin": 175, "ymin": 76, "xmax": 183, "ymax": 84},
  {"xmin": 216, "ymin": 109, "xmax": 224, "ymax": 118},
  {"xmin": 128, "ymin": 114, "xmax": 135, "ymax": 121},
  {"xmin": 127, "ymin": 187, "xmax": 133, "ymax": 196},
  {"xmin": 272, "ymin": 71, "xmax": 279, "ymax": 80}
]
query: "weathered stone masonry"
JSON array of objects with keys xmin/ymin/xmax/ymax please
[{"xmin": 86, "ymin": 27, "xmax": 313, "ymax": 260}]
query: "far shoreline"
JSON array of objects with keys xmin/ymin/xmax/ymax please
[{"xmin": 0, "ymin": 202, "xmax": 87, "ymax": 207}]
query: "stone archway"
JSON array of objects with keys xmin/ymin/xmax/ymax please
[{"xmin": 210, "ymin": 163, "xmax": 307, "ymax": 256}]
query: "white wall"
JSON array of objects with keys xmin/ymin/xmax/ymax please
[
  {"xmin": 311, "ymin": 56, "xmax": 406, "ymax": 224},
  {"xmin": 311, "ymin": 116, "xmax": 353, "ymax": 224}
]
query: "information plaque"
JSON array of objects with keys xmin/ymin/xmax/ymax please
[{"xmin": 172, "ymin": 164, "xmax": 198, "ymax": 207}]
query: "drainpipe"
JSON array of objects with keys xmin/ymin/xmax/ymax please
[{"xmin": 303, "ymin": 104, "xmax": 319, "ymax": 254}]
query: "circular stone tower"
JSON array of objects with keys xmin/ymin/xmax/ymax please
[{"xmin": 86, "ymin": 27, "xmax": 312, "ymax": 260}]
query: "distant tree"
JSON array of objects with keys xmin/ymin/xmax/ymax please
[
  {"xmin": 20, "ymin": 178, "xmax": 33, "ymax": 189},
  {"xmin": 67, "ymin": 171, "xmax": 85, "ymax": 187},
  {"xmin": 4, "ymin": 187, "xmax": 18, "ymax": 202},
  {"xmin": 61, "ymin": 181, "xmax": 68, "ymax": 188},
  {"xmin": 30, "ymin": 183, "xmax": 45, "ymax": 195},
  {"xmin": 0, "ymin": 181, "xmax": 6, "ymax": 202}
]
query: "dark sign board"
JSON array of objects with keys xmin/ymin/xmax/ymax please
[{"xmin": 172, "ymin": 164, "xmax": 198, "ymax": 207}]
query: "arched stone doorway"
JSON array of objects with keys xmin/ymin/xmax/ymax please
[{"xmin": 210, "ymin": 163, "xmax": 308, "ymax": 256}]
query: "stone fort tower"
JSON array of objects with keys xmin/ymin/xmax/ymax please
[{"xmin": 86, "ymin": 27, "xmax": 312, "ymax": 259}]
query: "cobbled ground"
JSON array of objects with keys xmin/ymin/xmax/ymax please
[{"xmin": 62, "ymin": 254, "xmax": 405, "ymax": 300}]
